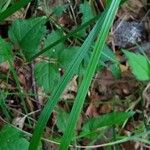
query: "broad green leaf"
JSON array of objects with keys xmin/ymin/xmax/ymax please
[
  {"xmin": 52, "ymin": 5, "xmax": 68, "ymax": 16},
  {"xmin": 80, "ymin": 111, "xmax": 134, "ymax": 138},
  {"xmin": 101, "ymin": 45, "xmax": 117, "ymax": 63},
  {"xmin": 8, "ymin": 17, "xmax": 47, "ymax": 60},
  {"xmin": 56, "ymin": 109, "xmax": 69, "ymax": 133},
  {"xmin": 59, "ymin": 46, "xmax": 79, "ymax": 69},
  {"xmin": 80, "ymin": 1, "xmax": 94, "ymax": 24},
  {"xmin": 123, "ymin": 50, "xmax": 150, "ymax": 81},
  {"xmin": 43, "ymin": 30, "xmax": 65, "ymax": 57},
  {"xmin": 35, "ymin": 61, "xmax": 60, "ymax": 93},
  {"xmin": 0, "ymin": 37, "xmax": 13, "ymax": 63},
  {"xmin": 35, "ymin": 46, "xmax": 79, "ymax": 93},
  {"xmin": 78, "ymin": 1, "xmax": 95, "ymax": 36},
  {"xmin": 0, "ymin": 125, "xmax": 29, "ymax": 150}
]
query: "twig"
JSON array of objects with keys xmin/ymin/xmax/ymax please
[{"xmin": 30, "ymin": 63, "xmax": 41, "ymax": 109}]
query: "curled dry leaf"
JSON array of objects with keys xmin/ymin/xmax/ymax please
[
  {"xmin": 119, "ymin": 0, "xmax": 144, "ymax": 19},
  {"xmin": 37, "ymin": 87, "xmax": 47, "ymax": 106},
  {"xmin": 16, "ymin": 64, "xmax": 32, "ymax": 92},
  {"xmin": 85, "ymin": 103, "xmax": 99, "ymax": 117},
  {"xmin": 12, "ymin": 116, "xmax": 26, "ymax": 129},
  {"xmin": 58, "ymin": 13, "xmax": 74, "ymax": 27},
  {"xmin": 98, "ymin": 103, "xmax": 113, "ymax": 114},
  {"xmin": 0, "ymin": 62, "xmax": 9, "ymax": 73}
]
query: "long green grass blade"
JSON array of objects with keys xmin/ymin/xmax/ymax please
[
  {"xmin": 29, "ymin": 13, "xmax": 106, "ymax": 150},
  {"xmin": 0, "ymin": 0, "xmax": 32, "ymax": 22},
  {"xmin": 59, "ymin": 0, "xmax": 121, "ymax": 149}
]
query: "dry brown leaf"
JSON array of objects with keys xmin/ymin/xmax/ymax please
[
  {"xmin": 120, "ymin": 64, "xmax": 128, "ymax": 72},
  {"xmin": 61, "ymin": 76, "xmax": 77, "ymax": 100},
  {"xmin": 85, "ymin": 103, "xmax": 98, "ymax": 117},
  {"xmin": 6, "ymin": 8, "xmax": 25, "ymax": 22},
  {"xmin": 120, "ymin": 0, "xmax": 145, "ymax": 19},
  {"xmin": 12, "ymin": 116, "xmax": 26, "ymax": 129},
  {"xmin": 0, "ymin": 62, "xmax": 9, "ymax": 73}
]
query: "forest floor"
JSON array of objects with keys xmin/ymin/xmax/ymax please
[{"xmin": 0, "ymin": 0, "xmax": 150, "ymax": 149}]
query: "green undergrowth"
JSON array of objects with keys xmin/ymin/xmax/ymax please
[{"xmin": 0, "ymin": 0, "xmax": 150, "ymax": 150}]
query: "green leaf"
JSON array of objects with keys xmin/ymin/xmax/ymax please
[
  {"xmin": 80, "ymin": 1, "xmax": 94, "ymax": 24},
  {"xmin": 43, "ymin": 30, "xmax": 65, "ymax": 58},
  {"xmin": 8, "ymin": 17, "xmax": 47, "ymax": 60},
  {"xmin": 79, "ymin": 1, "xmax": 95, "ymax": 36},
  {"xmin": 59, "ymin": 46, "xmax": 79, "ymax": 69},
  {"xmin": 56, "ymin": 109, "xmax": 69, "ymax": 133},
  {"xmin": 109, "ymin": 63, "xmax": 121, "ymax": 78},
  {"xmin": 52, "ymin": 5, "xmax": 68, "ymax": 16},
  {"xmin": 0, "ymin": 37, "xmax": 13, "ymax": 63},
  {"xmin": 35, "ymin": 61, "xmax": 60, "ymax": 93},
  {"xmin": 0, "ymin": 125, "xmax": 29, "ymax": 150},
  {"xmin": 80, "ymin": 111, "xmax": 134, "ymax": 138},
  {"xmin": 100, "ymin": 45, "xmax": 121, "ymax": 78},
  {"xmin": 35, "ymin": 46, "xmax": 80, "ymax": 93},
  {"xmin": 101, "ymin": 45, "xmax": 116, "ymax": 63},
  {"xmin": 123, "ymin": 50, "xmax": 150, "ymax": 81}
]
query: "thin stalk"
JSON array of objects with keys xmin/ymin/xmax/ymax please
[
  {"xmin": 0, "ymin": 91, "xmax": 11, "ymax": 120},
  {"xmin": 8, "ymin": 59, "xmax": 31, "ymax": 126}
]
